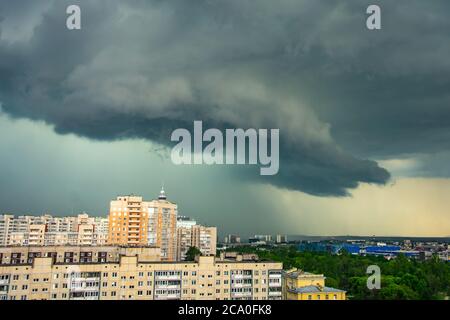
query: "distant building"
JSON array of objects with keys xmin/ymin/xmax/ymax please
[
  {"xmin": 283, "ymin": 268, "xmax": 346, "ymax": 300},
  {"xmin": 224, "ymin": 234, "xmax": 241, "ymax": 244},
  {"xmin": 176, "ymin": 216, "xmax": 217, "ymax": 260},
  {"xmin": 254, "ymin": 235, "xmax": 272, "ymax": 242},
  {"xmin": 276, "ymin": 234, "xmax": 288, "ymax": 244},
  {"xmin": 0, "ymin": 213, "xmax": 108, "ymax": 247}
]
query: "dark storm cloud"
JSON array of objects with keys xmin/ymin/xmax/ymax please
[{"xmin": 2, "ymin": 0, "xmax": 448, "ymax": 195}]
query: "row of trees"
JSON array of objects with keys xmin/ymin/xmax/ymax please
[{"xmin": 226, "ymin": 245, "xmax": 450, "ymax": 300}]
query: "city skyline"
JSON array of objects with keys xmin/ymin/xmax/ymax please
[{"xmin": 1, "ymin": 1, "xmax": 450, "ymax": 237}]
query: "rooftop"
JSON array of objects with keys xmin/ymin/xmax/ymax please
[{"xmin": 288, "ymin": 285, "xmax": 346, "ymax": 294}]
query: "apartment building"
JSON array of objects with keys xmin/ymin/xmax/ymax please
[
  {"xmin": 192, "ymin": 226, "xmax": 217, "ymax": 256},
  {"xmin": 0, "ymin": 214, "xmax": 109, "ymax": 247},
  {"xmin": 0, "ymin": 246, "xmax": 161, "ymax": 265},
  {"xmin": 108, "ymin": 189, "xmax": 177, "ymax": 261},
  {"xmin": 0, "ymin": 249, "xmax": 282, "ymax": 300},
  {"xmin": 176, "ymin": 217, "xmax": 217, "ymax": 261},
  {"xmin": 282, "ymin": 269, "xmax": 346, "ymax": 300}
]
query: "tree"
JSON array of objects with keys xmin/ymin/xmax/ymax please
[{"xmin": 185, "ymin": 247, "xmax": 202, "ymax": 261}]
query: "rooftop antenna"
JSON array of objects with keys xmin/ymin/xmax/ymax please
[{"xmin": 158, "ymin": 181, "xmax": 167, "ymax": 200}]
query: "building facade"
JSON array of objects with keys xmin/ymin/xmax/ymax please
[
  {"xmin": 0, "ymin": 249, "xmax": 282, "ymax": 301},
  {"xmin": 176, "ymin": 217, "xmax": 217, "ymax": 261},
  {"xmin": 0, "ymin": 214, "xmax": 109, "ymax": 247},
  {"xmin": 108, "ymin": 189, "xmax": 178, "ymax": 261},
  {"xmin": 282, "ymin": 269, "xmax": 346, "ymax": 300}
]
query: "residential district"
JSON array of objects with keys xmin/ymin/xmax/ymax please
[{"xmin": 0, "ymin": 188, "xmax": 448, "ymax": 301}]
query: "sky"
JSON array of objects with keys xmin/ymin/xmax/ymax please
[{"xmin": 0, "ymin": 0, "xmax": 450, "ymax": 237}]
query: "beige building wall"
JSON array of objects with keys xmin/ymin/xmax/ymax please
[
  {"xmin": 28, "ymin": 224, "xmax": 46, "ymax": 246},
  {"xmin": 0, "ymin": 246, "xmax": 161, "ymax": 265},
  {"xmin": 192, "ymin": 226, "xmax": 217, "ymax": 257},
  {"xmin": 1, "ymin": 214, "xmax": 109, "ymax": 247},
  {"xmin": 0, "ymin": 253, "xmax": 282, "ymax": 301},
  {"xmin": 177, "ymin": 225, "xmax": 217, "ymax": 261}
]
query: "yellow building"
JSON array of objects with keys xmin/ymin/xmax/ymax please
[
  {"xmin": 0, "ymin": 247, "xmax": 282, "ymax": 301},
  {"xmin": 283, "ymin": 268, "xmax": 346, "ymax": 300}
]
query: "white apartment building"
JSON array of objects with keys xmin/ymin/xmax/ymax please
[
  {"xmin": 176, "ymin": 217, "xmax": 217, "ymax": 261},
  {"xmin": 0, "ymin": 214, "xmax": 109, "ymax": 247}
]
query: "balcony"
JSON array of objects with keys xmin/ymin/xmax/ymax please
[
  {"xmin": 154, "ymin": 293, "xmax": 181, "ymax": 300},
  {"xmin": 231, "ymin": 274, "xmax": 252, "ymax": 280},
  {"xmin": 231, "ymin": 282, "xmax": 253, "ymax": 288},
  {"xmin": 268, "ymin": 281, "xmax": 282, "ymax": 287},
  {"xmin": 231, "ymin": 291, "xmax": 252, "ymax": 298},
  {"xmin": 155, "ymin": 275, "xmax": 182, "ymax": 281},
  {"xmin": 154, "ymin": 284, "xmax": 181, "ymax": 290}
]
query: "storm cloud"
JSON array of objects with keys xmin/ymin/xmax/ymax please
[{"xmin": 1, "ymin": 0, "xmax": 449, "ymax": 197}]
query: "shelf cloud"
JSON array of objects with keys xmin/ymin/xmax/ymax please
[{"xmin": 1, "ymin": 0, "xmax": 449, "ymax": 197}]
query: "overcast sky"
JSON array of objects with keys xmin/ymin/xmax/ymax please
[{"xmin": 1, "ymin": 0, "xmax": 450, "ymax": 237}]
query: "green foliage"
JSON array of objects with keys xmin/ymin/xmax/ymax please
[
  {"xmin": 224, "ymin": 245, "xmax": 450, "ymax": 300},
  {"xmin": 185, "ymin": 246, "xmax": 202, "ymax": 261}
]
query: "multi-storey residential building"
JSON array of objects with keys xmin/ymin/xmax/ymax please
[
  {"xmin": 0, "ymin": 248, "xmax": 282, "ymax": 300},
  {"xmin": 224, "ymin": 234, "xmax": 241, "ymax": 244},
  {"xmin": 0, "ymin": 246, "xmax": 161, "ymax": 265},
  {"xmin": 276, "ymin": 234, "xmax": 288, "ymax": 244},
  {"xmin": 0, "ymin": 214, "xmax": 109, "ymax": 247},
  {"xmin": 108, "ymin": 189, "xmax": 178, "ymax": 261},
  {"xmin": 192, "ymin": 225, "xmax": 217, "ymax": 256},
  {"xmin": 0, "ymin": 215, "xmax": 13, "ymax": 246},
  {"xmin": 176, "ymin": 217, "xmax": 217, "ymax": 261},
  {"xmin": 282, "ymin": 269, "xmax": 346, "ymax": 300},
  {"xmin": 28, "ymin": 224, "xmax": 46, "ymax": 246},
  {"xmin": 176, "ymin": 223, "xmax": 194, "ymax": 261}
]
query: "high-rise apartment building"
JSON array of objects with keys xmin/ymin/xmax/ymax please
[
  {"xmin": 176, "ymin": 217, "xmax": 217, "ymax": 261},
  {"xmin": 276, "ymin": 234, "xmax": 288, "ymax": 244},
  {"xmin": 108, "ymin": 195, "xmax": 149, "ymax": 246},
  {"xmin": 192, "ymin": 225, "xmax": 217, "ymax": 256},
  {"xmin": 0, "ymin": 214, "xmax": 108, "ymax": 247},
  {"xmin": 108, "ymin": 189, "xmax": 178, "ymax": 261}
]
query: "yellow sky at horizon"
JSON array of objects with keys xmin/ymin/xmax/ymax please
[{"xmin": 261, "ymin": 178, "xmax": 450, "ymax": 237}]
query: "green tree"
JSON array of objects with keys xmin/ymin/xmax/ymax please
[{"xmin": 185, "ymin": 246, "xmax": 202, "ymax": 261}]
